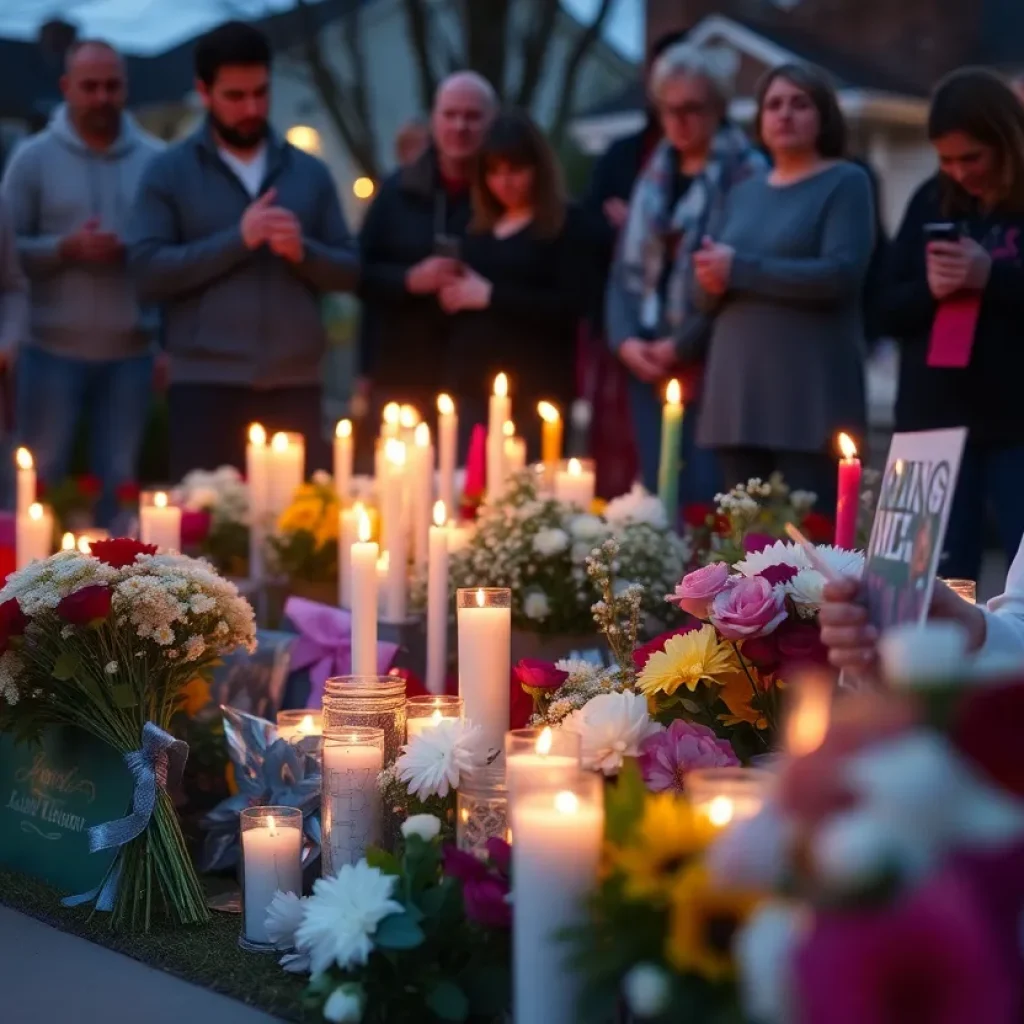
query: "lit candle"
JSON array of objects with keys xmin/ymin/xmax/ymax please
[
  {"xmin": 553, "ymin": 457, "xmax": 596, "ymax": 508},
  {"xmin": 321, "ymin": 730, "xmax": 384, "ymax": 874},
  {"xmin": 240, "ymin": 807, "xmax": 303, "ymax": 947},
  {"xmin": 15, "ymin": 447, "xmax": 35, "ymax": 518},
  {"xmin": 61, "ymin": 531, "xmax": 75, "ymax": 552},
  {"xmin": 411, "ymin": 422, "xmax": 433, "ymax": 570},
  {"xmin": 334, "ymin": 419, "xmax": 353, "ymax": 507},
  {"xmin": 139, "ymin": 490, "xmax": 182, "ymax": 550},
  {"xmin": 381, "ymin": 401, "xmax": 401, "ymax": 439},
  {"xmin": 537, "ymin": 401, "xmax": 562, "ymax": 472},
  {"xmin": 687, "ymin": 768, "xmax": 772, "ymax": 829},
  {"xmin": 487, "ymin": 373, "xmax": 510, "ymax": 502},
  {"xmin": 338, "ymin": 500, "xmax": 366, "ymax": 609},
  {"xmin": 503, "ymin": 421, "xmax": 526, "ymax": 477},
  {"xmin": 457, "ymin": 587, "xmax": 511, "ymax": 755},
  {"xmin": 75, "ymin": 528, "xmax": 108, "ymax": 555},
  {"xmin": 399, "ymin": 404, "xmax": 420, "ymax": 440},
  {"xmin": 381, "ymin": 438, "xmax": 408, "ymax": 623},
  {"xmin": 406, "ymin": 695, "xmax": 463, "ymax": 740},
  {"xmin": 247, "ymin": 423, "xmax": 269, "ymax": 581},
  {"xmin": 426, "ymin": 501, "xmax": 450, "ymax": 694},
  {"xmin": 657, "ymin": 378, "xmax": 684, "ymax": 529},
  {"xmin": 276, "ymin": 710, "xmax": 323, "ymax": 744},
  {"xmin": 785, "ymin": 673, "xmax": 832, "ymax": 757},
  {"xmin": 350, "ymin": 508, "xmax": 379, "ymax": 676},
  {"xmin": 16, "ymin": 502, "xmax": 52, "ymax": 569},
  {"xmin": 376, "ymin": 551, "xmax": 390, "ymax": 616},
  {"xmin": 266, "ymin": 431, "xmax": 305, "ymax": 518},
  {"xmin": 835, "ymin": 431, "xmax": 862, "ymax": 551},
  {"xmin": 437, "ymin": 393, "xmax": 458, "ymax": 518},
  {"xmin": 505, "ymin": 727, "xmax": 581, "ymax": 803},
  {"xmin": 512, "ymin": 777, "xmax": 604, "ymax": 1024}
]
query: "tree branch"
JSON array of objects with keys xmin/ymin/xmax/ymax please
[
  {"xmin": 514, "ymin": 0, "xmax": 561, "ymax": 109},
  {"xmin": 463, "ymin": 0, "xmax": 510, "ymax": 97},
  {"xmin": 400, "ymin": 0, "xmax": 440, "ymax": 112}
]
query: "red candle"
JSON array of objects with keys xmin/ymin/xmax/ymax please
[{"xmin": 835, "ymin": 432, "xmax": 862, "ymax": 550}]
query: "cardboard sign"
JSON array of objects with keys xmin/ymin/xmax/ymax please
[
  {"xmin": 862, "ymin": 428, "xmax": 967, "ymax": 631},
  {"xmin": 0, "ymin": 727, "xmax": 133, "ymax": 892}
]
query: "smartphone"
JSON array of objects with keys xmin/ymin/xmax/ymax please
[{"xmin": 923, "ymin": 222, "xmax": 960, "ymax": 243}]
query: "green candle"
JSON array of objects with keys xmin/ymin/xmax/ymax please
[{"xmin": 657, "ymin": 378, "xmax": 684, "ymax": 528}]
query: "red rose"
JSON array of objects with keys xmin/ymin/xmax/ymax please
[
  {"xmin": 741, "ymin": 632, "xmax": 781, "ymax": 671},
  {"xmin": 89, "ymin": 537, "xmax": 157, "ymax": 569},
  {"xmin": 683, "ymin": 503, "xmax": 714, "ymax": 529},
  {"xmin": 181, "ymin": 510, "xmax": 212, "ymax": 548},
  {"xmin": 802, "ymin": 511, "xmax": 835, "ymax": 545},
  {"xmin": 115, "ymin": 481, "xmax": 140, "ymax": 505},
  {"xmin": 0, "ymin": 597, "xmax": 28, "ymax": 653},
  {"xmin": 78, "ymin": 475, "xmax": 102, "ymax": 498},
  {"xmin": 463, "ymin": 878, "xmax": 511, "ymax": 929},
  {"xmin": 633, "ymin": 622, "xmax": 699, "ymax": 670},
  {"xmin": 951, "ymin": 677, "xmax": 1024, "ymax": 799},
  {"xmin": 57, "ymin": 585, "xmax": 112, "ymax": 625},
  {"xmin": 514, "ymin": 659, "xmax": 568, "ymax": 692},
  {"xmin": 776, "ymin": 620, "xmax": 829, "ymax": 670}
]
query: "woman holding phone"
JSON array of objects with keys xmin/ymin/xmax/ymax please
[{"xmin": 879, "ymin": 68, "xmax": 1024, "ymax": 580}]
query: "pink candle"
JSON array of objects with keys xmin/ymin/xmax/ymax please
[{"xmin": 834, "ymin": 432, "xmax": 862, "ymax": 550}]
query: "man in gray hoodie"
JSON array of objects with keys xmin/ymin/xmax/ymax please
[{"xmin": 2, "ymin": 40, "xmax": 162, "ymax": 525}]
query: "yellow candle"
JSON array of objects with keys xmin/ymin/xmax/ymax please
[{"xmin": 537, "ymin": 401, "xmax": 562, "ymax": 470}]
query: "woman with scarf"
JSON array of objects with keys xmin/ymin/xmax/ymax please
[{"xmin": 606, "ymin": 41, "xmax": 765, "ymax": 512}]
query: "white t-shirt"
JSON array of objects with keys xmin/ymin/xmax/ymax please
[
  {"xmin": 218, "ymin": 144, "xmax": 267, "ymax": 198},
  {"xmin": 980, "ymin": 535, "xmax": 1024, "ymax": 663}
]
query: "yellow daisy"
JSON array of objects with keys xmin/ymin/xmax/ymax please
[
  {"xmin": 637, "ymin": 625, "xmax": 740, "ymax": 698},
  {"xmin": 665, "ymin": 863, "xmax": 761, "ymax": 981}
]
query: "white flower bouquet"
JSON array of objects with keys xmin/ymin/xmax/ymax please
[{"xmin": 0, "ymin": 538, "xmax": 257, "ymax": 930}]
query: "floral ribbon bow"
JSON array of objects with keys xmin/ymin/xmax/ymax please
[
  {"xmin": 284, "ymin": 596, "xmax": 398, "ymax": 707},
  {"xmin": 63, "ymin": 722, "xmax": 188, "ymax": 911}
]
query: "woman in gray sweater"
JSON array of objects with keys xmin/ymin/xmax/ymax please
[{"xmin": 693, "ymin": 64, "xmax": 874, "ymax": 512}]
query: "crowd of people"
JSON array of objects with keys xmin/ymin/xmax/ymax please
[{"xmin": 0, "ymin": 19, "xmax": 1021, "ymax": 583}]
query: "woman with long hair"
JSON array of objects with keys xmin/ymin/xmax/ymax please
[
  {"xmin": 693, "ymin": 64, "xmax": 874, "ymax": 512},
  {"xmin": 439, "ymin": 108, "xmax": 590, "ymax": 457},
  {"xmin": 879, "ymin": 68, "xmax": 1024, "ymax": 580}
]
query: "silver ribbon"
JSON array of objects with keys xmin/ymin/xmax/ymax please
[{"xmin": 63, "ymin": 722, "xmax": 188, "ymax": 911}]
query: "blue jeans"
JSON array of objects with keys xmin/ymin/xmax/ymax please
[
  {"xmin": 627, "ymin": 375, "xmax": 721, "ymax": 514},
  {"xmin": 941, "ymin": 442, "xmax": 1024, "ymax": 580},
  {"xmin": 17, "ymin": 347, "xmax": 153, "ymax": 527}
]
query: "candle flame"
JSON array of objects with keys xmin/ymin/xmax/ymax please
[
  {"xmin": 299, "ymin": 714, "xmax": 315, "ymax": 735},
  {"xmin": 383, "ymin": 402, "xmax": 400, "ymax": 427},
  {"xmin": 270, "ymin": 431, "xmax": 289, "ymax": 453},
  {"xmin": 707, "ymin": 796, "xmax": 735, "ymax": 828},
  {"xmin": 437, "ymin": 393, "xmax": 455, "ymax": 416},
  {"xmin": 61, "ymin": 532, "xmax": 75, "ymax": 551},
  {"xmin": 503, "ymin": 420, "xmax": 515, "ymax": 438},
  {"xmin": 15, "ymin": 447, "xmax": 33, "ymax": 471},
  {"xmin": 248, "ymin": 423, "xmax": 266, "ymax": 446},
  {"xmin": 494, "ymin": 372, "xmax": 508, "ymax": 398},
  {"xmin": 336, "ymin": 419, "xmax": 352, "ymax": 439},
  {"xmin": 786, "ymin": 674, "xmax": 832, "ymax": 757},
  {"xmin": 536, "ymin": 727, "xmax": 553, "ymax": 756},
  {"xmin": 837, "ymin": 432, "xmax": 858, "ymax": 461},
  {"xmin": 77, "ymin": 536, "xmax": 92, "ymax": 554},
  {"xmin": 399, "ymin": 404, "xmax": 420, "ymax": 429},
  {"xmin": 537, "ymin": 400, "xmax": 560, "ymax": 424},
  {"xmin": 414, "ymin": 422, "xmax": 431, "ymax": 447},
  {"xmin": 568, "ymin": 457, "xmax": 582, "ymax": 477},
  {"xmin": 385, "ymin": 438, "xmax": 407, "ymax": 467},
  {"xmin": 357, "ymin": 507, "xmax": 372, "ymax": 543},
  {"xmin": 475, "ymin": 587, "xmax": 485, "ymax": 608},
  {"xmin": 433, "ymin": 500, "xmax": 446, "ymax": 527},
  {"xmin": 666, "ymin": 378, "xmax": 682, "ymax": 406},
  {"xmin": 28, "ymin": 502, "xmax": 43, "ymax": 521},
  {"xmin": 554, "ymin": 790, "xmax": 579, "ymax": 815},
  {"xmin": 154, "ymin": 491, "xmax": 168, "ymax": 509}
]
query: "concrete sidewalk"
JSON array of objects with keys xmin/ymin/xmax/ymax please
[{"xmin": 0, "ymin": 906, "xmax": 282, "ymax": 1024}]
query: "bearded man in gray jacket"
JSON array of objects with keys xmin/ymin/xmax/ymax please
[{"xmin": 2, "ymin": 40, "xmax": 162, "ymax": 525}]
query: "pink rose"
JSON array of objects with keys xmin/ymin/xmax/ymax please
[
  {"xmin": 514, "ymin": 659, "xmax": 568, "ymax": 693},
  {"xmin": 669, "ymin": 562, "xmax": 733, "ymax": 619},
  {"xmin": 710, "ymin": 576, "xmax": 787, "ymax": 640}
]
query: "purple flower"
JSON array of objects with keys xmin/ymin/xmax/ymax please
[
  {"xmin": 639, "ymin": 720, "xmax": 739, "ymax": 793},
  {"xmin": 485, "ymin": 837, "xmax": 511, "ymax": 877},
  {"xmin": 442, "ymin": 845, "xmax": 489, "ymax": 884},
  {"xmin": 669, "ymin": 562, "xmax": 733, "ymax": 619},
  {"xmin": 744, "ymin": 533, "xmax": 776, "ymax": 554},
  {"xmin": 758, "ymin": 563, "xmax": 800, "ymax": 588},
  {"xmin": 710, "ymin": 576, "xmax": 787, "ymax": 641},
  {"xmin": 463, "ymin": 878, "xmax": 511, "ymax": 929}
]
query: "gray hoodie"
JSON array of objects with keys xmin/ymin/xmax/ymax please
[{"xmin": 0, "ymin": 105, "xmax": 163, "ymax": 360}]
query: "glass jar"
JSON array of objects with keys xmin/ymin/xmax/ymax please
[
  {"xmin": 239, "ymin": 806, "xmax": 303, "ymax": 952},
  {"xmin": 321, "ymin": 728, "xmax": 385, "ymax": 877},
  {"xmin": 457, "ymin": 764, "xmax": 510, "ymax": 859},
  {"xmin": 323, "ymin": 674, "xmax": 407, "ymax": 766},
  {"xmin": 406, "ymin": 694, "xmax": 463, "ymax": 741}
]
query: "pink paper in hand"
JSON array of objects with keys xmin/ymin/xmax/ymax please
[{"xmin": 927, "ymin": 294, "xmax": 981, "ymax": 368}]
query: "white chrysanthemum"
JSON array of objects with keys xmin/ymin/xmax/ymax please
[
  {"xmin": 0, "ymin": 649, "xmax": 23, "ymax": 705},
  {"xmin": 296, "ymin": 862, "xmax": 403, "ymax": 975},
  {"xmin": 733, "ymin": 541, "xmax": 809, "ymax": 577},
  {"xmin": 532, "ymin": 528, "xmax": 570, "ymax": 557},
  {"xmin": 561, "ymin": 691, "xmax": 663, "ymax": 776},
  {"xmin": 569, "ymin": 514, "xmax": 606, "ymax": 541},
  {"xmin": 400, "ymin": 814, "xmax": 442, "ymax": 842},
  {"xmin": 396, "ymin": 718, "xmax": 487, "ymax": 799},
  {"xmin": 604, "ymin": 483, "xmax": 667, "ymax": 529},
  {"xmin": 523, "ymin": 591, "xmax": 550, "ymax": 621},
  {"xmin": 554, "ymin": 657, "xmax": 599, "ymax": 682},
  {"xmin": 265, "ymin": 890, "xmax": 307, "ymax": 950},
  {"xmin": 784, "ymin": 568, "xmax": 828, "ymax": 615},
  {"xmin": 324, "ymin": 984, "xmax": 365, "ymax": 1023}
]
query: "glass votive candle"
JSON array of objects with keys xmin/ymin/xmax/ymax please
[
  {"xmin": 505, "ymin": 727, "xmax": 581, "ymax": 803},
  {"xmin": 277, "ymin": 710, "xmax": 323, "ymax": 744},
  {"xmin": 457, "ymin": 764, "xmax": 510, "ymax": 859},
  {"xmin": 323, "ymin": 674, "xmax": 407, "ymax": 766},
  {"xmin": 406, "ymin": 695, "xmax": 463, "ymax": 741},
  {"xmin": 941, "ymin": 578, "xmax": 977, "ymax": 604},
  {"xmin": 552, "ymin": 457, "xmax": 596, "ymax": 508},
  {"xmin": 687, "ymin": 767, "xmax": 773, "ymax": 829},
  {"xmin": 321, "ymin": 728, "xmax": 385, "ymax": 877},
  {"xmin": 138, "ymin": 489, "xmax": 182, "ymax": 550},
  {"xmin": 239, "ymin": 806, "xmax": 303, "ymax": 952}
]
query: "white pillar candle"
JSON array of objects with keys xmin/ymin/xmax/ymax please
[
  {"xmin": 376, "ymin": 552, "xmax": 389, "ymax": 617},
  {"xmin": 436, "ymin": 393, "xmax": 458, "ymax": 519},
  {"xmin": 240, "ymin": 808, "xmax": 303, "ymax": 946},
  {"xmin": 266, "ymin": 431, "xmax": 305, "ymax": 518},
  {"xmin": 15, "ymin": 447, "xmax": 35, "ymax": 518},
  {"xmin": 333, "ymin": 419, "xmax": 353, "ymax": 507},
  {"xmin": 486, "ymin": 373, "xmax": 510, "ymax": 502},
  {"xmin": 16, "ymin": 502, "xmax": 52, "ymax": 569},
  {"xmin": 553, "ymin": 458, "xmax": 596, "ymax": 509},
  {"xmin": 322, "ymin": 731, "xmax": 384, "ymax": 873},
  {"xmin": 350, "ymin": 508, "xmax": 379, "ymax": 677},
  {"xmin": 247, "ymin": 423, "xmax": 269, "ymax": 581},
  {"xmin": 338, "ymin": 501, "xmax": 367, "ymax": 609},
  {"xmin": 426, "ymin": 501, "xmax": 450, "ymax": 694},
  {"xmin": 457, "ymin": 588, "xmax": 511, "ymax": 756},
  {"xmin": 139, "ymin": 490, "xmax": 182, "ymax": 551},
  {"xmin": 512, "ymin": 777, "xmax": 604, "ymax": 1024},
  {"xmin": 505, "ymin": 727, "xmax": 581, "ymax": 804},
  {"xmin": 381, "ymin": 401, "xmax": 401, "ymax": 439},
  {"xmin": 411, "ymin": 422, "xmax": 433, "ymax": 570},
  {"xmin": 503, "ymin": 422, "xmax": 527, "ymax": 477},
  {"xmin": 381, "ymin": 439, "xmax": 408, "ymax": 623}
]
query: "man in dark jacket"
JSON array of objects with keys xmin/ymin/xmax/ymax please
[
  {"xmin": 128, "ymin": 22, "xmax": 357, "ymax": 477},
  {"xmin": 357, "ymin": 71, "xmax": 497, "ymax": 415}
]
